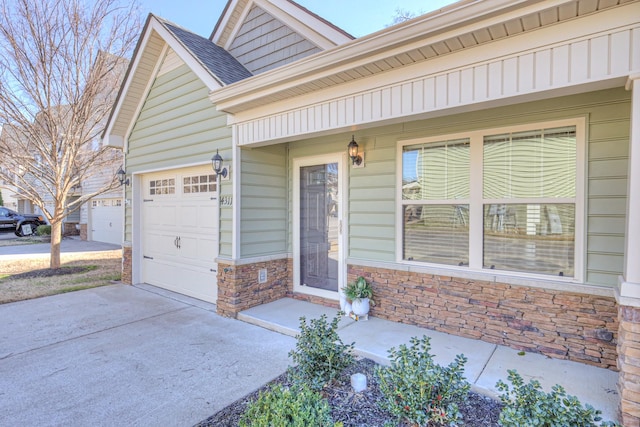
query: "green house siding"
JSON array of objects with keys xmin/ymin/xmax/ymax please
[
  {"xmin": 240, "ymin": 145, "xmax": 288, "ymax": 257},
  {"xmin": 124, "ymin": 64, "xmax": 233, "ymax": 255},
  {"xmin": 279, "ymin": 87, "xmax": 630, "ymax": 287}
]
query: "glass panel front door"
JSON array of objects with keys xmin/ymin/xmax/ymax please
[{"xmin": 299, "ymin": 162, "xmax": 339, "ymax": 292}]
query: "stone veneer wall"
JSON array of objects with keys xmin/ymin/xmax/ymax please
[
  {"xmin": 79, "ymin": 223, "xmax": 87, "ymax": 241},
  {"xmin": 121, "ymin": 244, "xmax": 132, "ymax": 285},
  {"xmin": 618, "ymin": 305, "xmax": 640, "ymax": 426},
  {"xmin": 348, "ymin": 265, "xmax": 618, "ymax": 370},
  {"xmin": 62, "ymin": 222, "xmax": 79, "ymax": 236},
  {"xmin": 216, "ymin": 258, "xmax": 290, "ymax": 318}
]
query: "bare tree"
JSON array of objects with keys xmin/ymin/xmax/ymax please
[
  {"xmin": 0, "ymin": 0, "xmax": 141, "ymax": 268},
  {"xmin": 387, "ymin": 7, "xmax": 424, "ymax": 26}
]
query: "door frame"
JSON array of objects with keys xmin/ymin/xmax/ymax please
[{"xmin": 293, "ymin": 153, "xmax": 346, "ymax": 301}]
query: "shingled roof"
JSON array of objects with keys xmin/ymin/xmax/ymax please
[{"xmin": 158, "ymin": 18, "xmax": 253, "ymax": 86}]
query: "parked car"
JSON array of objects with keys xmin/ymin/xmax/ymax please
[{"xmin": 0, "ymin": 207, "xmax": 47, "ymax": 237}]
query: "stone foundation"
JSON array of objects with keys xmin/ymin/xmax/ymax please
[
  {"xmin": 62, "ymin": 222, "xmax": 80, "ymax": 236},
  {"xmin": 618, "ymin": 305, "xmax": 640, "ymax": 426},
  {"xmin": 79, "ymin": 223, "xmax": 88, "ymax": 241},
  {"xmin": 348, "ymin": 265, "xmax": 618, "ymax": 370},
  {"xmin": 216, "ymin": 258, "xmax": 290, "ymax": 318},
  {"xmin": 121, "ymin": 244, "xmax": 132, "ymax": 285}
]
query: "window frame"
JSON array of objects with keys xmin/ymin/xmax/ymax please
[{"xmin": 396, "ymin": 118, "xmax": 586, "ymax": 282}]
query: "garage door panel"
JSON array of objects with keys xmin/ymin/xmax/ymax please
[
  {"xmin": 143, "ymin": 258, "xmax": 217, "ymax": 303},
  {"xmin": 148, "ymin": 205, "xmax": 177, "ymax": 227},
  {"xmin": 143, "ymin": 231, "xmax": 181, "ymax": 260},
  {"xmin": 179, "ymin": 235, "xmax": 218, "ymax": 263},
  {"xmin": 177, "ymin": 203, "xmax": 217, "ymax": 231},
  {"xmin": 141, "ymin": 167, "xmax": 218, "ymax": 304}
]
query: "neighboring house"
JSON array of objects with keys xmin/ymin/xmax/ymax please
[
  {"xmin": 103, "ymin": 0, "xmax": 640, "ymax": 423},
  {"xmin": 77, "ymin": 147, "xmax": 124, "ymax": 245},
  {"xmin": 0, "ymin": 167, "xmax": 19, "ymax": 211}
]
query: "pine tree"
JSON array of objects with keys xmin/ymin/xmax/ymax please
[{"xmin": 0, "ymin": 189, "xmax": 4, "ymax": 206}]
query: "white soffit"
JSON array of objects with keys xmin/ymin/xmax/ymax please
[
  {"xmin": 104, "ymin": 17, "xmax": 224, "ymax": 146},
  {"xmin": 211, "ymin": 0, "xmax": 639, "ymax": 115}
]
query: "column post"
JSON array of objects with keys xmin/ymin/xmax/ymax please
[{"xmin": 617, "ymin": 73, "xmax": 640, "ymax": 427}]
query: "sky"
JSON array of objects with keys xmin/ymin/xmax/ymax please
[{"xmin": 138, "ymin": 0, "xmax": 458, "ymax": 38}]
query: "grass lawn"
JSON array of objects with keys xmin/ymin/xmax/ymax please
[{"xmin": 0, "ymin": 249, "xmax": 122, "ymax": 304}]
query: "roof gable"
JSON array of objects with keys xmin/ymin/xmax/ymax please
[
  {"xmin": 212, "ymin": 0, "xmax": 353, "ymax": 74},
  {"xmin": 103, "ymin": 14, "xmax": 252, "ymax": 146}
]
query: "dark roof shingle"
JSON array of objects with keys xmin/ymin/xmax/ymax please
[{"xmin": 159, "ymin": 18, "xmax": 252, "ymax": 85}]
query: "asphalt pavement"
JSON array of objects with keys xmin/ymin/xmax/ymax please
[{"xmin": 0, "ymin": 235, "xmax": 120, "ymax": 258}]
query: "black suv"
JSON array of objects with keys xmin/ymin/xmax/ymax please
[{"xmin": 0, "ymin": 207, "xmax": 47, "ymax": 237}]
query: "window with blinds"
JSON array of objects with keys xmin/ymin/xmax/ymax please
[
  {"xmin": 400, "ymin": 122, "xmax": 579, "ymax": 278},
  {"xmin": 402, "ymin": 139, "xmax": 470, "ymax": 266},
  {"xmin": 482, "ymin": 126, "xmax": 576, "ymax": 276}
]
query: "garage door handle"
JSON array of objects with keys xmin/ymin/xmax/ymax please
[
  {"xmin": 144, "ymin": 255, "xmax": 154, "ymax": 260},
  {"xmin": 210, "ymin": 269, "xmax": 216, "ymax": 272}
]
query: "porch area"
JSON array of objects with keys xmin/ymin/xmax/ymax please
[{"xmin": 239, "ymin": 297, "xmax": 619, "ymax": 422}]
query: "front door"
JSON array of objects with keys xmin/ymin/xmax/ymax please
[{"xmin": 294, "ymin": 155, "xmax": 344, "ymax": 299}]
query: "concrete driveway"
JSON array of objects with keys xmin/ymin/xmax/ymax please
[{"xmin": 0, "ymin": 284, "xmax": 295, "ymax": 426}]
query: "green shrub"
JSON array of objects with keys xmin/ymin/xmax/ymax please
[
  {"xmin": 376, "ymin": 335, "xmax": 470, "ymax": 426},
  {"xmin": 36, "ymin": 225, "xmax": 51, "ymax": 236},
  {"xmin": 288, "ymin": 313, "xmax": 354, "ymax": 391},
  {"xmin": 496, "ymin": 369, "xmax": 620, "ymax": 427},
  {"xmin": 239, "ymin": 383, "xmax": 339, "ymax": 427}
]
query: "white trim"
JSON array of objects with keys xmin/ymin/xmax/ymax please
[
  {"xmin": 150, "ymin": 19, "xmax": 224, "ymax": 91},
  {"xmin": 219, "ymin": 6, "xmax": 640, "ymax": 146},
  {"xmin": 103, "ymin": 22, "xmax": 158, "ymax": 147},
  {"xmin": 253, "ymin": 0, "xmax": 351, "ymax": 49},
  {"xmin": 105, "ymin": 16, "xmax": 226, "ymax": 149},
  {"xmin": 124, "ymin": 43, "xmax": 168, "ymax": 153},
  {"xmin": 232, "ymin": 130, "xmax": 241, "ymax": 260},
  {"xmin": 210, "ymin": 0, "xmax": 239, "ymax": 44},
  {"xmin": 396, "ymin": 117, "xmax": 586, "ymax": 283},
  {"xmin": 220, "ymin": 0, "xmax": 252, "ymax": 51},
  {"xmin": 293, "ymin": 153, "xmax": 345, "ymax": 301},
  {"xmin": 211, "ymin": 1, "xmax": 640, "ymax": 115},
  {"xmin": 622, "ymin": 72, "xmax": 640, "ymax": 289},
  {"xmin": 131, "ymin": 172, "xmax": 142, "ymax": 285},
  {"xmin": 216, "ymin": 252, "xmax": 292, "ymax": 266}
]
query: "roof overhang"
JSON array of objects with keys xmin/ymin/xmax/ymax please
[
  {"xmin": 103, "ymin": 15, "xmax": 224, "ymax": 148},
  {"xmin": 211, "ymin": 0, "xmax": 353, "ymax": 50},
  {"xmin": 209, "ymin": 0, "xmax": 640, "ymax": 146}
]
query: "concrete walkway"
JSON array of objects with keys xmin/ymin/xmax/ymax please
[
  {"xmin": 239, "ymin": 298, "xmax": 620, "ymax": 423},
  {"xmin": 0, "ymin": 284, "xmax": 295, "ymax": 426}
]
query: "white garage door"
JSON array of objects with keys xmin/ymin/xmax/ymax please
[
  {"xmin": 91, "ymin": 199, "xmax": 123, "ymax": 245},
  {"xmin": 141, "ymin": 166, "xmax": 219, "ymax": 303}
]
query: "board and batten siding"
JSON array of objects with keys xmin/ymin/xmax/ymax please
[
  {"xmin": 240, "ymin": 145, "xmax": 288, "ymax": 257},
  {"xmin": 125, "ymin": 64, "xmax": 233, "ymax": 255},
  {"xmin": 228, "ymin": 5, "xmax": 320, "ymax": 75},
  {"xmin": 281, "ymin": 88, "xmax": 630, "ymax": 287}
]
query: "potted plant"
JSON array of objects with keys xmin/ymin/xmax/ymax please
[{"xmin": 342, "ymin": 276, "xmax": 373, "ymax": 317}]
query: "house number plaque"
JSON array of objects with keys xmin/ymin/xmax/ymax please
[{"xmin": 220, "ymin": 195, "xmax": 233, "ymax": 206}]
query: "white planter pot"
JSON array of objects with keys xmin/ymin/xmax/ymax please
[{"xmin": 351, "ymin": 298, "xmax": 370, "ymax": 316}]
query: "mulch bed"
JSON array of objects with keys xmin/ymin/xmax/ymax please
[{"xmin": 195, "ymin": 358, "xmax": 502, "ymax": 427}]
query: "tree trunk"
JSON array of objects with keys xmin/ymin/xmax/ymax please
[{"xmin": 50, "ymin": 221, "xmax": 62, "ymax": 269}]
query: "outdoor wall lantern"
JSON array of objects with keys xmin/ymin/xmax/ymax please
[
  {"xmin": 348, "ymin": 135, "xmax": 364, "ymax": 167},
  {"xmin": 211, "ymin": 149, "xmax": 228, "ymax": 178},
  {"xmin": 116, "ymin": 166, "xmax": 129, "ymax": 186}
]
